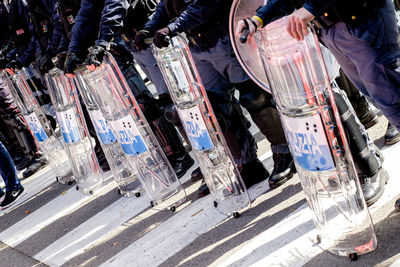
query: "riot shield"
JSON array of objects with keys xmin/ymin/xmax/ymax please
[
  {"xmin": 78, "ymin": 52, "xmax": 186, "ymax": 210},
  {"xmin": 45, "ymin": 69, "xmax": 103, "ymax": 194},
  {"xmin": 74, "ymin": 71, "xmax": 142, "ymax": 197},
  {"xmin": 231, "ymin": 11, "xmax": 376, "ymax": 257},
  {"xmin": 152, "ymin": 34, "xmax": 251, "ymax": 217}
]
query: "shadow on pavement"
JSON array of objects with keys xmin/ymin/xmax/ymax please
[
  {"xmin": 305, "ymin": 201, "xmax": 400, "ymax": 266},
  {"xmin": 160, "ymin": 181, "xmax": 305, "ymax": 267}
]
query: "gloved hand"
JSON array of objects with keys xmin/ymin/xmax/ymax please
[
  {"xmin": 235, "ymin": 17, "xmax": 259, "ymax": 43},
  {"xmin": 63, "ymin": 52, "xmax": 83, "ymax": 77},
  {"xmin": 86, "ymin": 44, "xmax": 106, "ymax": 71},
  {"xmin": 134, "ymin": 30, "xmax": 150, "ymax": 51},
  {"xmin": 153, "ymin": 27, "xmax": 171, "ymax": 48},
  {"xmin": 5, "ymin": 60, "xmax": 23, "ymax": 72},
  {"xmin": 9, "ymin": 115, "xmax": 26, "ymax": 130},
  {"xmin": 56, "ymin": 52, "xmax": 67, "ymax": 70},
  {"xmin": 36, "ymin": 54, "xmax": 54, "ymax": 74}
]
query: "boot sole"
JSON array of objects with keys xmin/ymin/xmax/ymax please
[
  {"xmin": 269, "ymin": 166, "xmax": 296, "ymax": 189},
  {"xmin": 365, "ymin": 169, "xmax": 389, "ymax": 207},
  {"xmin": 385, "ymin": 134, "xmax": 400, "ymax": 146},
  {"xmin": 22, "ymin": 162, "xmax": 48, "ymax": 179}
]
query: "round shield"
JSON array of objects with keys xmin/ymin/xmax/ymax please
[{"xmin": 229, "ymin": 0, "xmax": 341, "ymax": 93}]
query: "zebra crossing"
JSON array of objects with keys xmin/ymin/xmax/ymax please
[{"xmin": 1, "ymin": 118, "xmax": 400, "ymax": 266}]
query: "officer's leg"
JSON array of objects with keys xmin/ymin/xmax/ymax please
[
  {"xmin": 117, "ymin": 58, "xmax": 193, "ymax": 178},
  {"xmin": 0, "ymin": 141, "xmax": 22, "ymax": 193},
  {"xmin": 132, "ymin": 48, "xmax": 169, "ymax": 95},
  {"xmin": 3, "ymin": 115, "xmax": 47, "ymax": 178},
  {"xmin": 0, "ymin": 117, "xmax": 27, "ymax": 168},
  {"xmin": 335, "ymin": 69, "xmax": 379, "ymax": 129},
  {"xmin": 191, "ymin": 50, "xmax": 268, "ymax": 189},
  {"xmin": 79, "ymin": 94, "xmax": 110, "ymax": 172},
  {"xmin": 205, "ymin": 35, "xmax": 294, "ymax": 188},
  {"xmin": 320, "ymin": 20, "xmax": 400, "ymax": 137},
  {"xmin": 332, "ymin": 87, "xmax": 388, "ymax": 205},
  {"xmin": 234, "ymin": 81, "xmax": 296, "ymax": 188}
]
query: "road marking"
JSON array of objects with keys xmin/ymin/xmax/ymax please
[{"xmin": 0, "ymin": 181, "xmax": 116, "ymax": 247}]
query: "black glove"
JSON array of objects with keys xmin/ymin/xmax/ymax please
[
  {"xmin": 153, "ymin": 27, "xmax": 171, "ymax": 48},
  {"xmin": 63, "ymin": 52, "xmax": 84, "ymax": 75},
  {"xmin": 86, "ymin": 44, "xmax": 106, "ymax": 68},
  {"xmin": 6, "ymin": 60, "xmax": 22, "ymax": 71},
  {"xmin": 56, "ymin": 52, "xmax": 67, "ymax": 70},
  {"xmin": 37, "ymin": 54, "xmax": 54, "ymax": 74},
  {"xmin": 134, "ymin": 30, "xmax": 150, "ymax": 51}
]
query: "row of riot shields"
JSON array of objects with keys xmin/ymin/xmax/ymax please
[{"xmin": 1, "ymin": 5, "xmax": 378, "ymax": 256}]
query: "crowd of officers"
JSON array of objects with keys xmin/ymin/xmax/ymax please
[{"xmin": 0, "ymin": 0, "xmax": 400, "ymax": 209}]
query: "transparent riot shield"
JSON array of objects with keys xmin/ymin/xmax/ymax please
[
  {"xmin": 78, "ymin": 52, "xmax": 186, "ymax": 210},
  {"xmin": 151, "ymin": 35, "xmax": 251, "ymax": 217},
  {"xmin": 1, "ymin": 70, "xmax": 73, "ymax": 184},
  {"xmin": 233, "ymin": 15, "xmax": 376, "ymax": 257},
  {"xmin": 45, "ymin": 69, "xmax": 103, "ymax": 194},
  {"xmin": 74, "ymin": 70, "xmax": 142, "ymax": 197}
]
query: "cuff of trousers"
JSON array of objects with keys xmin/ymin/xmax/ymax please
[{"xmin": 271, "ymin": 144, "xmax": 290, "ymax": 154}]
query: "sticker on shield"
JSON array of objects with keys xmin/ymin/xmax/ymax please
[
  {"xmin": 282, "ymin": 114, "xmax": 335, "ymax": 171},
  {"xmin": 56, "ymin": 109, "xmax": 81, "ymax": 144},
  {"xmin": 109, "ymin": 116, "xmax": 147, "ymax": 155},
  {"xmin": 178, "ymin": 106, "xmax": 214, "ymax": 151},
  {"xmin": 25, "ymin": 112, "xmax": 48, "ymax": 142},
  {"xmin": 90, "ymin": 110, "xmax": 116, "ymax": 145}
]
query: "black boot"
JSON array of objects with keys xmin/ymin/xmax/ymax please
[
  {"xmin": 197, "ymin": 179, "xmax": 210, "ymax": 198},
  {"xmin": 241, "ymin": 159, "xmax": 270, "ymax": 188},
  {"xmin": 169, "ymin": 153, "xmax": 195, "ymax": 178},
  {"xmin": 384, "ymin": 123, "xmax": 400, "ymax": 145},
  {"xmin": 22, "ymin": 153, "xmax": 48, "ymax": 179},
  {"xmin": 360, "ymin": 168, "xmax": 389, "ymax": 206},
  {"xmin": 269, "ymin": 153, "xmax": 296, "ymax": 188},
  {"xmin": 191, "ymin": 167, "xmax": 203, "ymax": 182}
]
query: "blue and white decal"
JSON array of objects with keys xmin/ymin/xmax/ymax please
[
  {"xmin": 56, "ymin": 109, "xmax": 81, "ymax": 144},
  {"xmin": 109, "ymin": 116, "xmax": 147, "ymax": 156},
  {"xmin": 25, "ymin": 112, "xmax": 48, "ymax": 142},
  {"xmin": 282, "ymin": 114, "xmax": 335, "ymax": 171},
  {"xmin": 89, "ymin": 110, "xmax": 116, "ymax": 145},
  {"xmin": 178, "ymin": 106, "xmax": 214, "ymax": 151}
]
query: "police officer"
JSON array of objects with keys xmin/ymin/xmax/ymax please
[
  {"xmin": 4, "ymin": 0, "xmax": 38, "ymax": 71},
  {"xmin": 134, "ymin": 0, "xmax": 296, "ymax": 189},
  {"xmin": 25, "ymin": 0, "xmax": 63, "ymax": 74},
  {"xmin": 236, "ymin": 0, "xmax": 394, "ymax": 205},
  {"xmin": 63, "ymin": 0, "xmax": 195, "ymax": 178}
]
